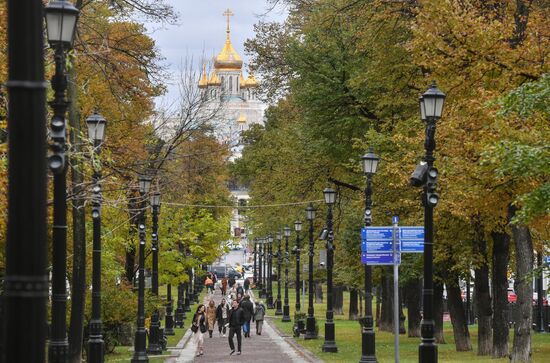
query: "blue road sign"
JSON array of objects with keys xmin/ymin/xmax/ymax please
[
  {"xmin": 361, "ymin": 240, "xmax": 393, "ymax": 253},
  {"xmin": 400, "ymin": 226, "xmax": 424, "ymax": 253},
  {"xmin": 392, "ymin": 215, "xmax": 399, "ymax": 224},
  {"xmin": 363, "ymin": 227, "xmax": 393, "ymax": 241},
  {"xmin": 362, "ymin": 252, "xmax": 401, "ymax": 265},
  {"xmin": 544, "ymin": 256, "xmax": 550, "ymax": 264}
]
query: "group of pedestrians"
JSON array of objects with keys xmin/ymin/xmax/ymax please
[{"xmin": 191, "ymin": 286, "xmax": 267, "ymax": 357}]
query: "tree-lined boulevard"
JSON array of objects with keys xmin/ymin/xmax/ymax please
[{"xmin": 1, "ymin": 1, "xmax": 549, "ymax": 363}]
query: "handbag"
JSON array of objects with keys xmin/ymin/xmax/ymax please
[
  {"xmin": 200, "ymin": 324, "xmax": 207, "ymax": 333},
  {"xmin": 191, "ymin": 323, "xmax": 199, "ymax": 333}
]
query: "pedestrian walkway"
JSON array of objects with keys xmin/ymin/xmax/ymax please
[{"xmin": 167, "ymin": 286, "xmax": 319, "ymax": 363}]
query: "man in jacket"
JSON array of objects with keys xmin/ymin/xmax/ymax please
[
  {"xmin": 239, "ymin": 294, "xmax": 254, "ymax": 338},
  {"xmin": 253, "ymin": 300, "xmax": 266, "ymax": 335},
  {"xmin": 228, "ymin": 300, "xmax": 245, "ymax": 355}
]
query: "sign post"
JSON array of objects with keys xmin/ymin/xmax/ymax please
[{"xmin": 392, "ymin": 215, "xmax": 400, "ymax": 363}]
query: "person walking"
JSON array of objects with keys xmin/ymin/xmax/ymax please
[
  {"xmin": 253, "ymin": 300, "xmax": 266, "ymax": 335},
  {"xmin": 216, "ymin": 298, "xmax": 230, "ymax": 337},
  {"xmin": 244, "ymin": 277, "xmax": 250, "ymax": 294},
  {"xmin": 206, "ymin": 299, "xmax": 217, "ymax": 338},
  {"xmin": 204, "ymin": 275, "xmax": 214, "ymax": 295},
  {"xmin": 236, "ymin": 283, "xmax": 244, "ymax": 298},
  {"xmin": 228, "ymin": 275, "xmax": 236, "ymax": 288},
  {"xmin": 228, "ymin": 300, "xmax": 245, "ymax": 355},
  {"xmin": 192, "ymin": 304, "xmax": 207, "ymax": 357},
  {"xmin": 221, "ymin": 276, "xmax": 228, "ymax": 296},
  {"xmin": 239, "ymin": 294, "xmax": 254, "ymax": 338}
]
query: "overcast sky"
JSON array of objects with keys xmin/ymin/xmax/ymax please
[{"xmin": 145, "ymin": 0, "xmax": 287, "ymax": 106}]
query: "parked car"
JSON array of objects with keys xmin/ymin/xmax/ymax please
[{"xmin": 210, "ymin": 265, "xmax": 241, "ymax": 280}]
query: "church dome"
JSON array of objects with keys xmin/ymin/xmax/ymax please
[
  {"xmin": 208, "ymin": 71, "xmax": 221, "ymax": 86},
  {"xmin": 245, "ymin": 74, "xmax": 259, "ymax": 87},
  {"xmin": 198, "ymin": 65, "xmax": 209, "ymax": 88},
  {"xmin": 214, "ymin": 9, "xmax": 243, "ymax": 70}
]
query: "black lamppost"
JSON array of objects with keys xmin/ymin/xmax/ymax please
[
  {"xmin": 86, "ymin": 111, "xmax": 107, "ymax": 363},
  {"xmin": 294, "ymin": 220, "xmax": 303, "ymax": 314},
  {"xmin": 262, "ymin": 238, "xmax": 268, "ymax": 297},
  {"xmin": 322, "ymin": 188, "xmax": 338, "ymax": 353},
  {"xmin": 275, "ymin": 232, "xmax": 283, "ymax": 316},
  {"xmin": 258, "ymin": 238, "xmax": 263, "ymax": 294},
  {"xmin": 305, "ymin": 204, "xmax": 318, "ymax": 339},
  {"xmin": 165, "ymin": 282, "xmax": 175, "ymax": 335},
  {"xmin": 359, "ymin": 148, "xmax": 379, "ymax": 363},
  {"xmin": 147, "ymin": 190, "xmax": 162, "ymax": 355},
  {"xmin": 253, "ymin": 239, "xmax": 258, "ymax": 285},
  {"xmin": 267, "ymin": 234, "xmax": 274, "ymax": 308},
  {"xmin": 282, "ymin": 226, "xmax": 292, "ymax": 322},
  {"xmin": 412, "ymin": 82, "xmax": 445, "ymax": 363},
  {"xmin": 45, "ymin": 2, "xmax": 79, "ymax": 362},
  {"xmin": 4, "ymin": 0, "xmax": 48, "ymax": 361},
  {"xmin": 132, "ymin": 175, "xmax": 152, "ymax": 363}
]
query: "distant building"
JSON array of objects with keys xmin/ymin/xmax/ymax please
[{"xmin": 198, "ymin": 9, "xmax": 266, "ymax": 247}]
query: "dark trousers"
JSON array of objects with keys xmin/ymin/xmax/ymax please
[
  {"xmin": 228, "ymin": 326, "xmax": 242, "ymax": 352},
  {"xmin": 218, "ymin": 319, "xmax": 228, "ymax": 334}
]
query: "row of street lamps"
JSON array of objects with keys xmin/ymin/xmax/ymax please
[{"xmin": 249, "ymin": 81, "xmax": 444, "ymax": 363}]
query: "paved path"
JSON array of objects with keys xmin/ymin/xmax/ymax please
[{"xmin": 167, "ymin": 287, "xmax": 320, "ymax": 363}]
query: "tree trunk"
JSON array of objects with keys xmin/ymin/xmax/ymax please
[
  {"xmin": 434, "ymin": 281, "xmax": 446, "ymax": 344},
  {"xmin": 398, "ymin": 289, "xmax": 406, "ymax": 334},
  {"xmin": 473, "ymin": 219, "xmax": 492, "ymax": 355},
  {"xmin": 315, "ymin": 282, "xmax": 323, "ymax": 303},
  {"xmin": 349, "ymin": 288, "xmax": 359, "ymax": 320},
  {"xmin": 509, "ymin": 205, "xmax": 533, "ymax": 363},
  {"xmin": 447, "ymin": 277, "xmax": 472, "ymax": 351},
  {"xmin": 67, "ymin": 61, "xmax": 86, "ymax": 363},
  {"xmin": 405, "ymin": 278, "xmax": 422, "ymax": 337},
  {"xmin": 492, "ymin": 230, "xmax": 510, "ymax": 358},
  {"xmin": 379, "ymin": 269, "xmax": 392, "ymax": 332},
  {"xmin": 333, "ymin": 285, "xmax": 344, "ymax": 315}
]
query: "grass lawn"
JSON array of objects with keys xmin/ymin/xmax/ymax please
[
  {"xmin": 265, "ymin": 283, "xmax": 550, "ymax": 363},
  {"xmin": 105, "ymin": 288, "xmax": 203, "ymax": 362}
]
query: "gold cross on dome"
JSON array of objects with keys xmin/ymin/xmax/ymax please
[{"xmin": 223, "ymin": 8, "xmax": 234, "ymax": 34}]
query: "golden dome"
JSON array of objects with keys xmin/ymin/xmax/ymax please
[
  {"xmin": 239, "ymin": 73, "xmax": 247, "ymax": 88},
  {"xmin": 214, "ymin": 9, "xmax": 243, "ymax": 70},
  {"xmin": 208, "ymin": 71, "xmax": 221, "ymax": 86},
  {"xmin": 198, "ymin": 64, "xmax": 209, "ymax": 88},
  {"xmin": 237, "ymin": 113, "xmax": 247, "ymax": 124},
  {"xmin": 245, "ymin": 74, "xmax": 259, "ymax": 87}
]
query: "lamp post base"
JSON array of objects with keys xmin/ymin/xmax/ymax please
[
  {"xmin": 131, "ymin": 328, "xmax": 149, "ymax": 363},
  {"xmin": 304, "ymin": 316, "xmax": 317, "ymax": 339},
  {"xmin": 48, "ymin": 340, "xmax": 69, "ymax": 363},
  {"xmin": 147, "ymin": 311, "xmax": 163, "ymax": 355},
  {"xmin": 419, "ymin": 342, "xmax": 438, "ymax": 363},
  {"xmin": 267, "ymin": 295, "xmax": 274, "ymax": 309},
  {"xmin": 275, "ymin": 299, "xmax": 283, "ymax": 315},
  {"xmin": 282, "ymin": 305, "xmax": 291, "ymax": 322},
  {"xmin": 87, "ymin": 319, "xmax": 105, "ymax": 363},
  {"xmin": 322, "ymin": 321, "xmax": 338, "ymax": 352},
  {"xmin": 358, "ymin": 317, "xmax": 377, "ymax": 362},
  {"xmin": 165, "ymin": 305, "xmax": 175, "ymax": 335}
]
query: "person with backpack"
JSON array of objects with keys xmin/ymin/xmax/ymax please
[
  {"xmin": 227, "ymin": 300, "xmax": 245, "ymax": 355},
  {"xmin": 253, "ymin": 300, "xmax": 266, "ymax": 335},
  {"xmin": 191, "ymin": 304, "xmax": 207, "ymax": 357},
  {"xmin": 204, "ymin": 275, "xmax": 214, "ymax": 295},
  {"xmin": 239, "ymin": 294, "xmax": 254, "ymax": 338}
]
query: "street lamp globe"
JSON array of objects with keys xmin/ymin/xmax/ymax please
[
  {"xmin": 284, "ymin": 225, "xmax": 291, "ymax": 237},
  {"xmin": 294, "ymin": 220, "xmax": 302, "ymax": 232},
  {"xmin": 419, "ymin": 96, "xmax": 427, "ymax": 122},
  {"xmin": 268, "ymin": 234, "xmax": 274, "ymax": 243},
  {"xmin": 45, "ymin": 0, "xmax": 79, "ymax": 47},
  {"xmin": 150, "ymin": 191, "xmax": 161, "ymax": 208},
  {"xmin": 361, "ymin": 148, "xmax": 379, "ymax": 175},
  {"xmin": 86, "ymin": 111, "xmax": 107, "ymax": 145},
  {"xmin": 276, "ymin": 232, "xmax": 282, "ymax": 241},
  {"xmin": 421, "ymin": 81, "xmax": 446, "ymax": 119},
  {"xmin": 306, "ymin": 203, "xmax": 316, "ymax": 221},
  {"xmin": 138, "ymin": 175, "xmax": 152, "ymax": 194},
  {"xmin": 323, "ymin": 188, "xmax": 336, "ymax": 205}
]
